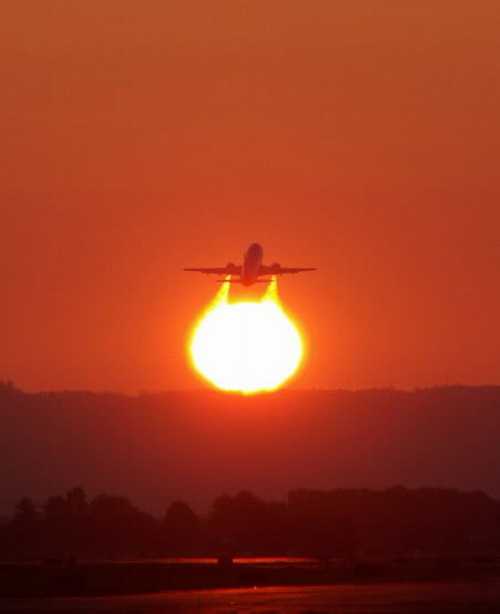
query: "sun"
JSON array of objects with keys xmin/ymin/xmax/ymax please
[{"xmin": 188, "ymin": 277, "xmax": 303, "ymax": 394}]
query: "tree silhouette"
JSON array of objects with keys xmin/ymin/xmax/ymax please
[
  {"xmin": 10, "ymin": 498, "xmax": 40, "ymax": 559},
  {"xmin": 2, "ymin": 485, "xmax": 500, "ymax": 561},
  {"xmin": 162, "ymin": 501, "xmax": 200, "ymax": 554}
]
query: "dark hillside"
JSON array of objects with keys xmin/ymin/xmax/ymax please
[{"xmin": 1, "ymin": 384, "xmax": 500, "ymax": 514}]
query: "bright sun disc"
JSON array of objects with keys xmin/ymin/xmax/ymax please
[{"xmin": 189, "ymin": 278, "xmax": 303, "ymax": 394}]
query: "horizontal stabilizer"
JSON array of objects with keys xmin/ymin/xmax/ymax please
[{"xmin": 216, "ymin": 278, "xmax": 273, "ymax": 284}]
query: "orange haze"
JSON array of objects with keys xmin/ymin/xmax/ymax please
[{"xmin": 1, "ymin": 1, "xmax": 500, "ymax": 392}]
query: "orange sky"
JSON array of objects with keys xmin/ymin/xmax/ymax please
[{"xmin": 2, "ymin": 1, "xmax": 500, "ymax": 392}]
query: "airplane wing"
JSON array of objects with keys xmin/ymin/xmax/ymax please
[
  {"xmin": 184, "ymin": 265, "xmax": 242, "ymax": 275},
  {"xmin": 260, "ymin": 265, "xmax": 316, "ymax": 275}
]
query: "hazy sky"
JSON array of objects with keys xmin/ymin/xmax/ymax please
[{"xmin": 2, "ymin": 1, "xmax": 500, "ymax": 392}]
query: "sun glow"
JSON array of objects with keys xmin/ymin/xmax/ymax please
[{"xmin": 189, "ymin": 277, "xmax": 303, "ymax": 394}]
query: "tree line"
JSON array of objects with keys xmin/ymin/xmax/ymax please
[{"xmin": 2, "ymin": 486, "xmax": 500, "ymax": 561}]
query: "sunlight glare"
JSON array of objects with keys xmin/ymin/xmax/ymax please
[{"xmin": 189, "ymin": 277, "xmax": 303, "ymax": 394}]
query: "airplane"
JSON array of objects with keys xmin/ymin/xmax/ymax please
[{"xmin": 184, "ymin": 242, "xmax": 316, "ymax": 286}]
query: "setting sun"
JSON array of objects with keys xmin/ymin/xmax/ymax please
[{"xmin": 189, "ymin": 278, "xmax": 303, "ymax": 394}]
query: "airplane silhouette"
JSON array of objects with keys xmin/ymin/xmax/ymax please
[{"xmin": 184, "ymin": 243, "xmax": 316, "ymax": 286}]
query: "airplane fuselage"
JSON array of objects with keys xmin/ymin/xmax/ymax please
[{"xmin": 241, "ymin": 242, "xmax": 264, "ymax": 286}]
